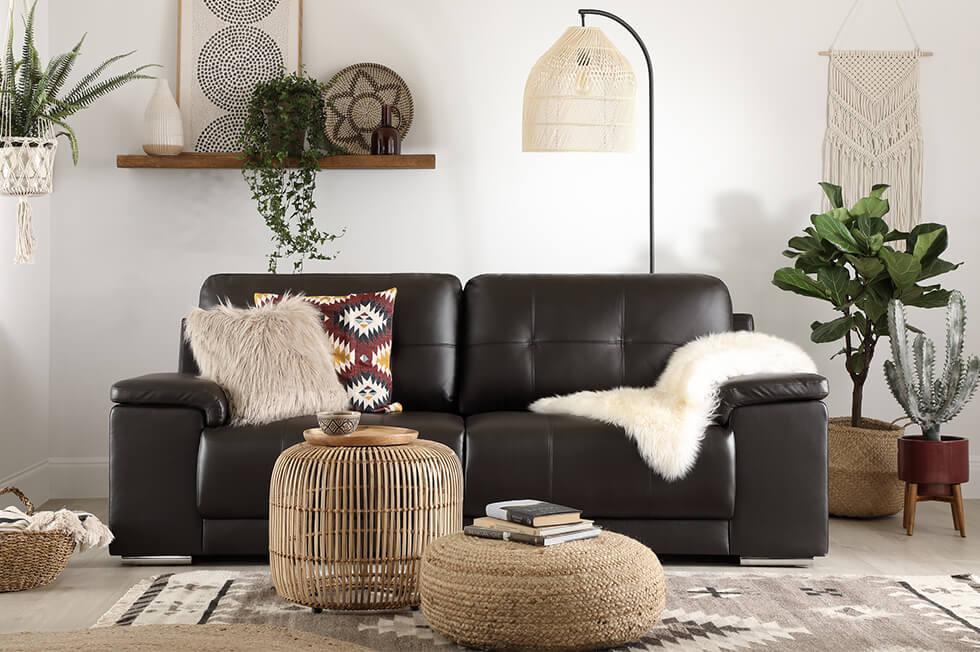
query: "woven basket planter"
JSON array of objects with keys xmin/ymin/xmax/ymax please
[
  {"xmin": 420, "ymin": 532, "xmax": 666, "ymax": 651},
  {"xmin": 829, "ymin": 417, "xmax": 906, "ymax": 518},
  {"xmin": 269, "ymin": 439, "xmax": 463, "ymax": 611},
  {"xmin": 0, "ymin": 487, "xmax": 75, "ymax": 592},
  {"xmin": 0, "ymin": 137, "xmax": 57, "ymax": 196}
]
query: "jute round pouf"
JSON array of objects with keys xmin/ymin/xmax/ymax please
[
  {"xmin": 419, "ymin": 531, "xmax": 666, "ymax": 651},
  {"xmin": 829, "ymin": 417, "xmax": 906, "ymax": 517},
  {"xmin": 269, "ymin": 439, "xmax": 463, "ymax": 611}
]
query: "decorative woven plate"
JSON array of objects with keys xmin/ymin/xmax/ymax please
[{"xmin": 322, "ymin": 63, "xmax": 414, "ymax": 154}]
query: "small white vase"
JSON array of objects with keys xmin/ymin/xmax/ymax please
[{"xmin": 142, "ymin": 79, "xmax": 184, "ymax": 156}]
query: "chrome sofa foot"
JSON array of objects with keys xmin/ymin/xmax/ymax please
[
  {"xmin": 739, "ymin": 557, "xmax": 813, "ymax": 567},
  {"xmin": 121, "ymin": 555, "xmax": 193, "ymax": 566}
]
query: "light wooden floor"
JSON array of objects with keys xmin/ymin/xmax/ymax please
[{"xmin": 1, "ymin": 498, "xmax": 978, "ymax": 634}]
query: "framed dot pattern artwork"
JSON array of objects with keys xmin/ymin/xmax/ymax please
[{"xmin": 178, "ymin": 0, "xmax": 302, "ymax": 152}]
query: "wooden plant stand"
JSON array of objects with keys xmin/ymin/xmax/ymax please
[{"xmin": 903, "ymin": 482, "xmax": 966, "ymax": 537}]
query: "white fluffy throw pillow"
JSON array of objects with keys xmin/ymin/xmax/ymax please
[{"xmin": 185, "ymin": 296, "xmax": 349, "ymax": 425}]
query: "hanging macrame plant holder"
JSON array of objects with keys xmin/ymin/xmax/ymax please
[
  {"xmin": 0, "ymin": 134, "xmax": 56, "ymax": 263},
  {"xmin": 0, "ymin": 0, "xmax": 57, "ymax": 264},
  {"xmin": 821, "ymin": 0, "xmax": 927, "ymax": 231}
]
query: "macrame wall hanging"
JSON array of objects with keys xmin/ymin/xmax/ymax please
[
  {"xmin": 821, "ymin": 0, "xmax": 930, "ymax": 231},
  {"xmin": 0, "ymin": 0, "xmax": 57, "ymax": 264}
]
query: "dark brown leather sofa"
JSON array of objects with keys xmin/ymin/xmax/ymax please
[{"xmin": 110, "ymin": 273, "xmax": 829, "ymax": 563}]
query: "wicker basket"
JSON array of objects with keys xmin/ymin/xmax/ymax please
[
  {"xmin": 0, "ymin": 487, "xmax": 75, "ymax": 592},
  {"xmin": 829, "ymin": 418, "xmax": 906, "ymax": 518}
]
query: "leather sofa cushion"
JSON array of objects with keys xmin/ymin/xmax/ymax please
[
  {"xmin": 197, "ymin": 412, "xmax": 464, "ymax": 519},
  {"xmin": 189, "ymin": 274, "xmax": 461, "ymax": 412},
  {"xmin": 459, "ymin": 274, "xmax": 733, "ymax": 414},
  {"xmin": 715, "ymin": 373, "xmax": 829, "ymax": 424},
  {"xmin": 463, "ymin": 412, "xmax": 735, "ymax": 520}
]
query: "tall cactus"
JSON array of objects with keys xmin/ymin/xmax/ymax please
[{"xmin": 884, "ymin": 291, "xmax": 980, "ymax": 441}]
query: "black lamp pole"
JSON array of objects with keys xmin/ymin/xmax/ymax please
[{"xmin": 579, "ymin": 9, "xmax": 655, "ymax": 273}]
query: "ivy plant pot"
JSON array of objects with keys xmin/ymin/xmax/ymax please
[
  {"xmin": 898, "ymin": 435, "xmax": 970, "ymax": 495},
  {"xmin": 263, "ymin": 105, "xmax": 309, "ymax": 158},
  {"xmin": 828, "ymin": 417, "xmax": 906, "ymax": 518}
]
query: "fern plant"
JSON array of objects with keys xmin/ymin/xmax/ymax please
[{"xmin": 0, "ymin": 0, "xmax": 156, "ymax": 163}]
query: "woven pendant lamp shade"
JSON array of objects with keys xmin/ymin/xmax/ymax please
[{"xmin": 523, "ymin": 26, "xmax": 636, "ymax": 153}]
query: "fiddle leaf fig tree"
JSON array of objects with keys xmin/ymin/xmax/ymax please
[{"xmin": 773, "ymin": 183, "xmax": 961, "ymax": 426}]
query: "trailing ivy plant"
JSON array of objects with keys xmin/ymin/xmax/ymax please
[
  {"xmin": 0, "ymin": 0, "xmax": 156, "ymax": 162},
  {"xmin": 773, "ymin": 182, "xmax": 961, "ymax": 426},
  {"xmin": 240, "ymin": 72, "xmax": 343, "ymax": 273}
]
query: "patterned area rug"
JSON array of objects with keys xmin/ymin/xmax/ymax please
[{"xmin": 96, "ymin": 570, "xmax": 980, "ymax": 650}]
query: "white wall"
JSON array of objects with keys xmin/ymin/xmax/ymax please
[
  {"xmin": 0, "ymin": 2, "xmax": 50, "ymax": 509},
  {"xmin": 35, "ymin": 0, "xmax": 980, "ymax": 497}
]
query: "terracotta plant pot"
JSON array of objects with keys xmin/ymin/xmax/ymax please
[
  {"xmin": 898, "ymin": 435, "xmax": 970, "ymax": 497},
  {"xmin": 828, "ymin": 417, "xmax": 905, "ymax": 517}
]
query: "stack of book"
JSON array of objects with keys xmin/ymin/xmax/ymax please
[{"xmin": 463, "ymin": 499, "xmax": 601, "ymax": 546}]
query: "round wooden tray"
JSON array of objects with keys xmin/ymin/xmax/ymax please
[{"xmin": 303, "ymin": 425, "xmax": 419, "ymax": 447}]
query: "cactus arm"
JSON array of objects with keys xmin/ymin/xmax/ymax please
[
  {"xmin": 938, "ymin": 355, "xmax": 980, "ymax": 423},
  {"xmin": 885, "ymin": 359, "xmax": 917, "ymax": 421},
  {"xmin": 941, "ymin": 291, "xmax": 967, "ymax": 408},
  {"xmin": 887, "ymin": 299, "xmax": 921, "ymax": 415},
  {"xmin": 913, "ymin": 335, "xmax": 934, "ymax": 414},
  {"xmin": 922, "ymin": 337, "xmax": 936, "ymax": 412}
]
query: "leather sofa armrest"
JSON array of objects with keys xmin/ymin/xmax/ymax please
[
  {"xmin": 715, "ymin": 373, "xmax": 828, "ymax": 424},
  {"xmin": 733, "ymin": 313, "xmax": 755, "ymax": 331},
  {"xmin": 111, "ymin": 373, "xmax": 229, "ymax": 427}
]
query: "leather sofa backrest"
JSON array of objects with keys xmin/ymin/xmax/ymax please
[
  {"xmin": 186, "ymin": 273, "xmax": 462, "ymax": 412},
  {"xmin": 459, "ymin": 274, "xmax": 733, "ymax": 414}
]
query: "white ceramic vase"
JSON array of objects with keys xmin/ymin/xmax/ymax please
[{"xmin": 142, "ymin": 79, "xmax": 184, "ymax": 156}]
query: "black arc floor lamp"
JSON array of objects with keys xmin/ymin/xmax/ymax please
[{"xmin": 523, "ymin": 9, "xmax": 655, "ymax": 272}]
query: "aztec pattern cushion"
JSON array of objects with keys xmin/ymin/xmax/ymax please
[{"xmin": 255, "ymin": 289, "xmax": 401, "ymax": 413}]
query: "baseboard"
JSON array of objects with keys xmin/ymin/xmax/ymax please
[
  {"xmin": 48, "ymin": 457, "xmax": 109, "ymax": 499},
  {"xmin": 0, "ymin": 459, "xmax": 50, "ymax": 508}
]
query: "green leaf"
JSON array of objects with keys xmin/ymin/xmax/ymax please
[
  {"xmin": 850, "ymin": 195, "xmax": 889, "ymax": 219},
  {"xmin": 795, "ymin": 254, "xmax": 828, "ymax": 274},
  {"xmin": 773, "ymin": 267, "xmax": 828, "ymax": 301},
  {"xmin": 858, "ymin": 288, "xmax": 889, "ymax": 325},
  {"xmin": 818, "ymin": 266, "xmax": 850, "ymax": 306},
  {"xmin": 819, "ymin": 182, "xmax": 844, "ymax": 209},
  {"xmin": 810, "ymin": 316, "xmax": 856, "ymax": 343},
  {"xmin": 904, "ymin": 289, "xmax": 952, "ymax": 309},
  {"xmin": 812, "ymin": 212, "xmax": 862, "ymax": 254},
  {"xmin": 909, "ymin": 223, "xmax": 948, "ymax": 263},
  {"xmin": 879, "ymin": 247, "xmax": 922, "ymax": 288},
  {"xmin": 870, "ymin": 184, "xmax": 889, "ymax": 199},
  {"xmin": 846, "ymin": 350, "xmax": 867, "ymax": 375},
  {"xmin": 918, "ymin": 257, "xmax": 961, "ymax": 281},
  {"xmin": 852, "ymin": 312, "xmax": 868, "ymax": 334},
  {"xmin": 847, "ymin": 255, "xmax": 885, "ymax": 280},
  {"xmin": 787, "ymin": 235, "xmax": 822, "ymax": 253},
  {"xmin": 885, "ymin": 229, "xmax": 910, "ymax": 243}
]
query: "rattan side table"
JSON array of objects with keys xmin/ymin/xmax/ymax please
[{"xmin": 269, "ymin": 429, "xmax": 463, "ymax": 611}]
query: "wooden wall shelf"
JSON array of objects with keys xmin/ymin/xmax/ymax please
[{"xmin": 116, "ymin": 152, "xmax": 436, "ymax": 170}]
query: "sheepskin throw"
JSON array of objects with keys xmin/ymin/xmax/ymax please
[
  {"xmin": 530, "ymin": 332, "xmax": 817, "ymax": 481},
  {"xmin": 185, "ymin": 296, "xmax": 348, "ymax": 426}
]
